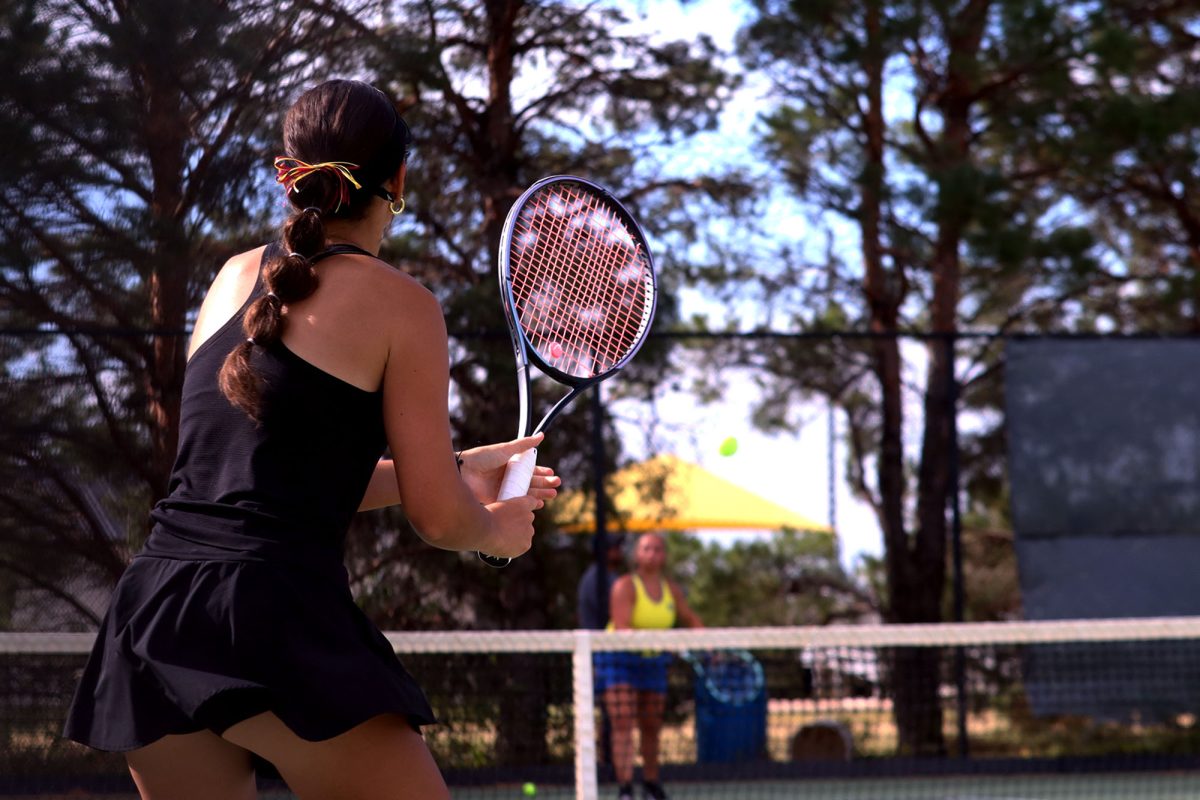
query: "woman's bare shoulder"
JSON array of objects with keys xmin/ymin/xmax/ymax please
[
  {"xmin": 355, "ymin": 259, "xmax": 442, "ymax": 339},
  {"xmin": 214, "ymin": 246, "xmax": 269, "ymax": 291},
  {"xmin": 189, "ymin": 246, "xmax": 269, "ymax": 359},
  {"xmin": 325, "ymin": 252, "xmax": 436, "ymax": 310}
]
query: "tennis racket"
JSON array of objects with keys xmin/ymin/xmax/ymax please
[{"xmin": 478, "ymin": 175, "xmax": 658, "ymax": 567}]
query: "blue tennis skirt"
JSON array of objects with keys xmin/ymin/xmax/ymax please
[{"xmin": 595, "ymin": 651, "xmax": 673, "ymax": 694}]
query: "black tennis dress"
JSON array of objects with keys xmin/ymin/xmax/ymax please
[{"xmin": 63, "ymin": 244, "xmax": 435, "ymax": 752}]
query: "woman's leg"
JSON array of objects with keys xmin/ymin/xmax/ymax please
[
  {"xmin": 221, "ymin": 711, "xmax": 448, "ymax": 800},
  {"xmin": 636, "ymin": 690, "xmax": 666, "ymax": 783},
  {"xmin": 125, "ymin": 730, "xmax": 257, "ymax": 800},
  {"xmin": 603, "ymin": 684, "xmax": 639, "ymax": 786}
]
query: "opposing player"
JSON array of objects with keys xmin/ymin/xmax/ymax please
[{"xmin": 602, "ymin": 532, "xmax": 704, "ymax": 800}]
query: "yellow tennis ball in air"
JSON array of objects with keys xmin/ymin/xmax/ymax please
[
  {"xmin": 522, "ymin": 782, "xmax": 538, "ymax": 797},
  {"xmin": 719, "ymin": 436, "xmax": 738, "ymax": 457}
]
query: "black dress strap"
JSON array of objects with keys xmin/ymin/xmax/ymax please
[
  {"xmin": 310, "ymin": 243, "xmax": 377, "ymax": 264},
  {"xmin": 252, "ymin": 243, "xmax": 378, "ymax": 297}
]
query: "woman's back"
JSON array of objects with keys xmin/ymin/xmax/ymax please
[{"xmin": 151, "ymin": 244, "xmax": 394, "ymax": 547}]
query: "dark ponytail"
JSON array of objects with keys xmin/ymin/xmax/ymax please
[
  {"xmin": 217, "ymin": 79, "xmax": 411, "ymax": 420},
  {"xmin": 218, "ymin": 209, "xmax": 324, "ymax": 419}
]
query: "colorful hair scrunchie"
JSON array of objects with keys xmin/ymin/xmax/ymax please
[{"xmin": 273, "ymin": 157, "xmax": 363, "ymax": 211}]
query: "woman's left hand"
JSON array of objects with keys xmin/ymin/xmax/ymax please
[{"xmin": 459, "ymin": 432, "xmax": 561, "ymax": 505}]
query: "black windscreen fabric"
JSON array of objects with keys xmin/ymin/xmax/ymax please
[
  {"xmin": 1006, "ymin": 339, "xmax": 1200, "ymax": 721},
  {"xmin": 1007, "ymin": 339, "xmax": 1200, "ymax": 539}
]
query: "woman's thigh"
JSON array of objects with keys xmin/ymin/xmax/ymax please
[
  {"xmin": 604, "ymin": 685, "xmax": 638, "ymax": 725},
  {"xmin": 125, "ymin": 729, "xmax": 257, "ymax": 800},
  {"xmin": 222, "ymin": 711, "xmax": 448, "ymax": 800},
  {"xmin": 636, "ymin": 691, "xmax": 666, "ymax": 731}
]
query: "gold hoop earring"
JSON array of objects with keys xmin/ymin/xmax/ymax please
[{"xmin": 389, "ymin": 197, "xmax": 406, "ymax": 215}]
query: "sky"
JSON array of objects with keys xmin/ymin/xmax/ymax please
[{"xmin": 607, "ymin": 0, "xmax": 888, "ymax": 569}]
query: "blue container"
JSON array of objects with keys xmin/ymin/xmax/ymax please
[{"xmin": 690, "ymin": 650, "xmax": 767, "ymax": 763}]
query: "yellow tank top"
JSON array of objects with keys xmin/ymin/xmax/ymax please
[
  {"xmin": 606, "ymin": 575, "xmax": 676, "ymax": 656},
  {"xmin": 628, "ymin": 574, "xmax": 676, "ymax": 630}
]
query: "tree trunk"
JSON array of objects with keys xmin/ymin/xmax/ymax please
[
  {"xmin": 892, "ymin": 0, "xmax": 987, "ymax": 756},
  {"xmin": 140, "ymin": 66, "xmax": 189, "ymax": 510},
  {"xmin": 855, "ymin": 0, "xmax": 947, "ymax": 757},
  {"xmin": 859, "ymin": 0, "xmax": 908, "ymax": 610},
  {"xmin": 481, "ymin": 0, "xmax": 523, "ymax": 260}
]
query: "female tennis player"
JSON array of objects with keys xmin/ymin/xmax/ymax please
[
  {"xmin": 602, "ymin": 532, "xmax": 704, "ymax": 800},
  {"xmin": 62, "ymin": 80, "xmax": 558, "ymax": 800}
]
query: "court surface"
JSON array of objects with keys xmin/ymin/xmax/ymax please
[
  {"xmin": 10, "ymin": 771, "xmax": 1200, "ymax": 799},
  {"xmin": 449, "ymin": 772, "xmax": 1200, "ymax": 799}
]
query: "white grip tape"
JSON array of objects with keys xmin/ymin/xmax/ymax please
[{"xmin": 498, "ymin": 448, "xmax": 538, "ymax": 501}]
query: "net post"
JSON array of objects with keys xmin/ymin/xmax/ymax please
[{"xmin": 573, "ymin": 628, "xmax": 599, "ymax": 800}]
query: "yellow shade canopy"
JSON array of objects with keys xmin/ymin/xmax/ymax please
[{"xmin": 553, "ymin": 454, "xmax": 832, "ymax": 534}]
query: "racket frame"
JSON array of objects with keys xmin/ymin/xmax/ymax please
[
  {"xmin": 479, "ymin": 175, "xmax": 658, "ymax": 568},
  {"xmin": 498, "ymin": 175, "xmax": 658, "ymax": 439}
]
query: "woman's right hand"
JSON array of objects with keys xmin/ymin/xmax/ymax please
[
  {"xmin": 482, "ymin": 494, "xmax": 545, "ymax": 559},
  {"xmin": 459, "ymin": 433, "xmax": 560, "ymax": 505}
]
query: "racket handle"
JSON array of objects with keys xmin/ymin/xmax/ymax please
[
  {"xmin": 477, "ymin": 448, "xmax": 539, "ymax": 568},
  {"xmin": 498, "ymin": 448, "xmax": 538, "ymax": 500}
]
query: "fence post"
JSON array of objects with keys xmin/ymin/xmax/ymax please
[
  {"xmin": 947, "ymin": 333, "xmax": 968, "ymax": 757},
  {"xmin": 592, "ymin": 385, "xmax": 609, "ymax": 624},
  {"xmin": 828, "ymin": 398, "xmax": 837, "ymax": 532}
]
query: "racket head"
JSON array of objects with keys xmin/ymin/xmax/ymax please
[{"xmin": 497, "ymin": 175, "xmax": 657, "ymax": 388}]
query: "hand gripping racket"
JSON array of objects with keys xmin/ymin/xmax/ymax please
[{"xmin": 478, "ymin": 176, "xmax": 658, "ymax": 567}]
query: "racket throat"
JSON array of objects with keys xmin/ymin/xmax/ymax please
[
  {"xmin": 534, "ymin": 382, "xmax": 596, "ymax": 436},
  {"xmin": 516, "ymin": 361, "xmax": 532, "ymax": 438}
]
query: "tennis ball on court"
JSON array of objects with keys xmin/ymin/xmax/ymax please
[
  {"xmin": 522, "ymin": 782, "xmax": 538, "ymax": 796},
  {"xmin": 719, "ymin": 436, "xmax": 738, "ymax": 457}
]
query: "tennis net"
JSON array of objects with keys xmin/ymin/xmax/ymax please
[{"xmin": 5, "ymin": 618, "xmax": 1200, "ymax": 798}]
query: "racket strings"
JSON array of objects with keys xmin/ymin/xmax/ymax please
[
  {"xmin": 515, "ymin": 199, "xmax": 587, "ymax": 370},
  {"xmin": 573, "ymin": 230, "xmax": 648, "ymax": 369},
  {"xmin": 510, "ymin": 185, "xmax": 651, "ymax": 378},
  {"xmin": 522, "ymin": 229, "xmax": 633, "ymax": 377}
]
